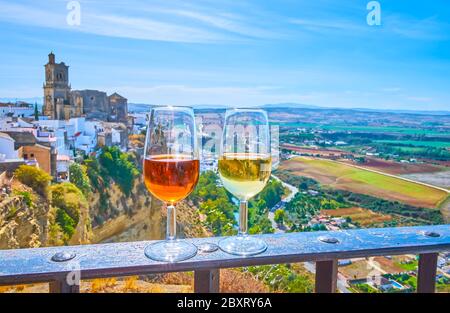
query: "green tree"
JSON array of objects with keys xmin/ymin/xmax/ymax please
[
  {"xmin": 99, "ymin": 146, "xmax": 139, "ymax": 195},
  {"xmin": 49, "ymin": 182, "xmax": 86, "ymax": 223},
  {"xmin": 274, "ymin": 209, "xmax": 286, "ymax": 225},
  {"xmin": 49, "ymin": 182, "xmax": 87, "ymax": 242},
  {"xmin": 14, "ymin": 165, "xmax": 52, "ymax": 196},
  {"xmin": 55, "ymin": 208, "xmax": 77, "ymax": 239},
  {"xmin": 299, "ymin": 182, "xmax": 308, "ymax": 191},
  {"xmin": 34, "ymin": 103, "xmax": 39, "ymax": 121},
  {"xmin": 69, "ymin": 163, "xmax": 91, "ymax": 196}
]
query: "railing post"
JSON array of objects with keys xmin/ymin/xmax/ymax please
[
  {"xmin": 417, "ymin": 253, "xmax": 438, "ymax": 293},
  {"xmin": 49, "ymin": 274, "xmax": 80, "ymax": 293},
  {"xmin": 315, "ymin": 260, "xmax": 338, "ymax": 293},
  {"xmin": 194, "ymin": 269, "xmax": 220, "ymax": 293}
]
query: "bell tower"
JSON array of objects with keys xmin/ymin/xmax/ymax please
[{"xmin": 43, "ymin": 52, "xmax": 71, "ymax": 119}]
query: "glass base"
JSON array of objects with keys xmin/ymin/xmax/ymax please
[
  {"xmin": 218, "ymin": 235, "xmax": 268, "ymax": 256},
  {"xmin": 144, "ymin": 240, "xmax": 197, "ymax": 262}
]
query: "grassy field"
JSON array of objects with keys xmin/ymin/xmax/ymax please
[
  {"xmin": 280, "ymin": 157, "xmax": 449, "ymax": 208},
  {"xmin": 274, "ymin": 123, "xmax": 450, "ymax": 136},
  {"xmin": 374, "ymin": 140, "xmax": 450, "ymax": 149},
  {"xmin": 321, "ymin": 207, "xmax": 392, "ymax": 227}
]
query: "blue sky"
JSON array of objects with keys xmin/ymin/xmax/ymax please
[{"xmin": 0, "ymin": 0, "xmax": 449, "ymax": 110}]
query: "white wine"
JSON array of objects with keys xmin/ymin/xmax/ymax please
[{"xmin": 218, "ymin": 153, "xmax": 272, "ymax": 200}]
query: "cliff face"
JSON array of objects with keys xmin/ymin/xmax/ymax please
[
  {"xmin": 0, "ymin": 181, "xmax": 49, "ymax": 249},
  {"xmin": 90, "ymin": 177, "xmax": 162, "ymax": 243},
  {"xmin": 0, "ymin": 177, "xmax": 208, "ymax": 249},
  {"xmin": 89, "ymin": 180, "xmax": 210, "ymax": 243}
]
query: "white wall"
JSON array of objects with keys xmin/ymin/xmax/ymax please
[{"xmin": 0, "ymin": 136, "xmax": 18, "ymax": 159}]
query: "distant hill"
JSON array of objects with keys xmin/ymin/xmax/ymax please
[
  {"xmin": 20, "ymin": 100, "xmax": 450, "ymax": 116},
  {"xmin": 261, "ymin": 103, "xmax": 320, "ymax": 109},
  {"xmin": 0, "ymin": 97, "xmax": 42, "ymax": 105},
  {"xmin": 128, "ymin": 103, "xmax": 154, "ymax": 113}
]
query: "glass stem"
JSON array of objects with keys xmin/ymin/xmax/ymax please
[
  {"xmin": 238, "ymin": 200, "xmax": 248, "ymax": 236},
  {"xmin": 166, "ymin": 204, "xmax": 176, "ymax": 240}
]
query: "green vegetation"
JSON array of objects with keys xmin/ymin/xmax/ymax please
[
  {"xmin": 437, "ymin": 276, "xmax": 450, "ymax": 293},
  {"xmin": 14, "ymin": 165, "xmax": 52, "ymax": 197},
  {"xmin": 395, "ymin": 259, "xmax": 418, "ymax": 272},
  {"xmin": 189, "ymin": 171, "xmax": 237, "ymax": 236},
  {"xmin": 279, "ymin": 157, "xmax": 449, "ymax": 212},
  {"xmin": 351, "ymin": 283, "xmax": 380, "ymax": 293},
  {"xmin": 69, "ymin": 163, "xmax": 92, "ymax": 196},
  {"xmin": 189, "ymin": 171, "xmax": 284, "ymax": 236},
  {"xmin": 98, "ymin": 146, "xmax": 139, "ymax": 196},
  {"xmin": 248, "ymin": 179, "xmax": 284, "ymax": 234},
  {"xmin": 274, "ymin": 209, "xmax": 286, "ymax": 225},
  {"xmin": 335, "ymin": 190, "xmax": 444, "ymax": 225},
  {"xmin": 49, "ymin": 182, "xmax": 87, "ymax": 242},
  {"xmin": 383, "ymin": 273, "xmax": 416, "ymax": 291},
  {"xmin": 34, "ymin": 103, "xmax": 39, "ymax": 121},
  {"xmin": 55, "ymin": 208, "xmax": 77, "ymax": 238},
  {"xmin": 6, "ymin": 206, "xmax": 18, "ymax": 219},
  {"xmin": 247, "ymin": 264, "xmax": 314, "ymax": 293},
  {"xmin": 84, "ymin": 154, "xmax": 108, "ymax": 191},
  {"xmin": 274, "ymin": 169, "xmax": 444, "ymax": 226},
  {"xmin": 278, "ymin": 123, "xmax": 450, "ymax": 136},
  {"xmin": 13, "ymin": 190, "xmax": 33, "ymax": 207},
  {"xmin": 374, "ymin": 139, "xmax": 450, "ymax": 149},
  {"xmin": 373, "ymin": 142, "xmax": 450, "ymax": 161},
  {"xmin": 294, "ymin": 157, "xmax": 447, "ymax": 207}
]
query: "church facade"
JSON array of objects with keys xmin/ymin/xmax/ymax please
[{"xmin": 43, "ymin": 53, "xmax": 128, "ymax": 122}]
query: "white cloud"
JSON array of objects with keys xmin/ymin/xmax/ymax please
[
  {"xmin": 406, "ymin": 96, "xmax": 433, "ymax": 102},
  {"xmin": 0, "ymin": 0, "xmax": 279, "ymax": 43}
]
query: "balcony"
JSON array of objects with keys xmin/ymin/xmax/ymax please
[{"xmin": 0, "ymin": 224, "xmax": 449, "ymax": 293}]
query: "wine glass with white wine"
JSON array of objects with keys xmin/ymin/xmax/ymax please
[{"xmin": 218, "ymin": 109, "xmax": 272, "ymax": 256}]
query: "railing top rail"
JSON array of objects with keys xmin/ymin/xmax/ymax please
[{"xmin": 0, "ymin": 225, "xmax": 449, "ymax": 286}]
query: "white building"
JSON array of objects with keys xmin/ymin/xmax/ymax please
[
  {"xmin": 0, "ymin": 105, "xmax": 34, "ymax": 118},
  {"xmin": 0, "ymin": 132, "xmax": 19, "ymax": 159},
  {"xmin": 33, "ymin": 117, "xmax": 101, "ymax": 156},
  {"xmin": 56, "ymin": 154, "xmax": 72, "ymax": 182}
]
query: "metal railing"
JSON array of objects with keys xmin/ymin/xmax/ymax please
[{"xmin": 0, "ymin": 225, "xmax": 449, "ymax": 293}]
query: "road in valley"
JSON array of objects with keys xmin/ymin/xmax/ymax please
[
  {"xmin": 268, "ymin": 175, "xmax": 298, "ymax": 233},
  {"xmin": 268, "ymin": 174, "xmax": 351, "ymax": 293}
]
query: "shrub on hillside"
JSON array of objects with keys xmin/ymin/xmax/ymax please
[
  {"xmin": 69, "ymin": 163, "xmax": 92, "ymax": 196},
  {"xmin": 49, "ymin": 182, "xmax": 86, "ymax": 223},
  {"xmin": 14, "ymin": 165, "xmax": 52, "ymax": 196},
  {"xmin": 49, "ymin": 182, "xmax": 87, "ymax": 241},
  {"xmin": 98, "ymin": 146, "xmax": 139, "ymax": 196},
  {"xmin": 55, "ymin": 208, "xmax": 77, "ymax": 238}
]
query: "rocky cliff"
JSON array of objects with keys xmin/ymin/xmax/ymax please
[{"xmin": 0, "ymin": 180, "xmax": 48, "ymax": 249}]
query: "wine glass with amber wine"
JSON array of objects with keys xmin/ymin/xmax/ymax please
[
  {"xmin": 143, "ymin": 106, "xmax": 199, "ymax": 262},
  {"xmin": 218, "ymin": 109, "xmax": 271, "ymax": 256}
]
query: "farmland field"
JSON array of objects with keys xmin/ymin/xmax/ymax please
[
  {"xmin": 273, "ymin": 123, "xmax": 450, "ymax": 137},
  {"xmin": 279, "ymin": 157, "xmax": 449, "ymax": 208},
  {"xmin": 400, "ymin": 171, "xmax": 450, "ymax": 190},
  {"xmin": 374, "ymin": 140, "xmax": 450, "ymax": 149},
  {"xmin": 321, "ymin": 207, "xmax": 392, "ymax": 227},
  {"xmin": 341, "ymin": 157, "xmax": 445, "ymax": 175}
]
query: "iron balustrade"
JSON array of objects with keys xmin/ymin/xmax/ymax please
[{"xmin": 0, "ymin": 225, "xmax": 449, "ymax": 293}]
